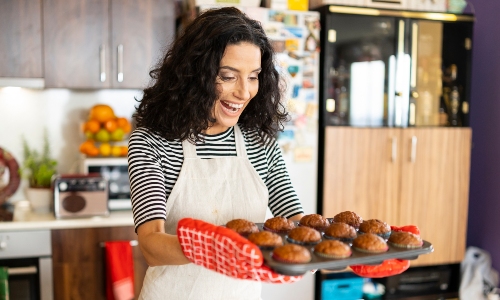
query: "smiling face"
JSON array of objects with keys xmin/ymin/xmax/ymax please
[{"xmin": 205, "ymin": 42, "xmax": 262, "ymax": 135}]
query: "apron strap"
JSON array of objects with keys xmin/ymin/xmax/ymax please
[
  {"xmin": 234, "ymin": 124, "xmax": 248, "ymax": 159},
  {"xmin": 182, "ymin": 139, "xmax": 198, "ymax": 158},
  {"xmin": 181, "ymin": 124, "xmax": 248, "ymax": 159}
]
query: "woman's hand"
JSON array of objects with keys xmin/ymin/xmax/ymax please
[
  {"xmin": 137, "ymin": 219, "xmax": 190, "ymax": 266},
  {"xmin": 177, "ymin": 218, "xmax": 303, "ymax": 283}
]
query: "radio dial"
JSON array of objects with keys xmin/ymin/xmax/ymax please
[{"xmin": 58, "ymin": 182, "xmax": 68, "ymax": 191}]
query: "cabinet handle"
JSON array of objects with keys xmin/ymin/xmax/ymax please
[
  {"xmin": 410, "ymin": 136, "xmax": 417, "ymax": 163},
  {"xmin": 117, "ymin": 44, "xmax": 124, "ymax": 83},
  {"xmin": 100, "ymin": 45, "xmax": 106, "ymax": 82},
  {"xmin": 391, "ymin": 136, "xmax": 397, "ymax": 163},
  {"xmin": 8, "ymin": 266, "xmax": 37, "ymax": 275}
]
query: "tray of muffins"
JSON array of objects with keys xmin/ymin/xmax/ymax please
[{"xmin": 225, "ymin": 211, "xmax": 434, "ymax": 276}]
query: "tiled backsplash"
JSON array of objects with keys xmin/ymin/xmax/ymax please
[{"xmin": 0, "ymin": 88, "xmax": 141, "ymax": 202}]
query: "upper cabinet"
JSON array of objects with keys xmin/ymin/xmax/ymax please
[
  {"xmin": 43, "ymin": 0, "xmax": 175, "ymax": 89},
  {"xmin": 0, "ymin": 0, "xmax": 43, "ymax": 78}
]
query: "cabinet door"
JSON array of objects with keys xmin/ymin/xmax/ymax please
[
  {"xmin": 0, "ymin": 0, "xmax": 43, "ymax": 78},
  {"xmin": 110, "ymin": 0, "xmax": 175, "ymax": 89},
  {"xmin": 322, "ymin": 127, "xmax": 401, "ymax": 224},
  {"xmin": 43, "ymin": 0, "xmax": 110, "ymax": 89},
  {"xmin": 399, "ymin": 128, "xmax": 471, "ymax": 266},
  {"xmin": 52, "ymin": 226, "xmax": 148, "ymax": 300}
]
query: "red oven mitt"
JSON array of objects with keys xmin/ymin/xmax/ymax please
[
  {"xmin": 177, "ymin": 218, "xmax": 303, "ymax": 284},
  {"xmin": 350, "ymin": 225, "xmax": 420, "ymax": 278}
]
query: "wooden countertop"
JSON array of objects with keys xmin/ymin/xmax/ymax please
[{"xmin": 0, "ymin": 210, "xmax": 134, "ymax": 232}]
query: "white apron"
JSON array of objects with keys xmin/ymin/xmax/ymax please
[{"xmin": 139, "ymin": 125, "xmax": 269, "ymax": 300}]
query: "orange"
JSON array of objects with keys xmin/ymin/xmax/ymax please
[
  {"xmin": 79, "ymin": 140, "xmax": 95, "ymax": 155},
  {"xmin": 89, "ymin": 104, "xmax": 115, "ymax": 123},
  {"xmin": 104, "ymin": 119, "xmax": 118, "ymax": 133},
  {"xmin": 116, "ymin": 117, "xmax": 132, "ymax": 133},
  {"xmin": 84, "ymin": 120, "xmax": 101, "ymax": 134},
  {"xmin": 86, "ymin": 146, "xmax": 100, "ymax": 157},
  {"xmin": 120, "ymin": 146, "xmax": 128, "ymax": 157}
]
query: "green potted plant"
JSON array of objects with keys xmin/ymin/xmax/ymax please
[{"xmin": 19, "ymin": 130, "xmax": 57, "ymax": 213}]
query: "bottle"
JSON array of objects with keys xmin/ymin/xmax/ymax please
[{"xmin": 448, "ymin": 64, "xmax": 461, "ymax": 126}]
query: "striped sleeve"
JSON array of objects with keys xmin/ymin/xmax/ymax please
[
  {"xmin": 127, "ymin": 128, "xmax": 170, "ymax": 229},
  {"xmin": 262, "ymin": 137, "xmax": 304, "ymax": 218}
]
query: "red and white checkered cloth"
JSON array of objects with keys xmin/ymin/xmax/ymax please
[{"xmin": 177, "ymin": 218, "xmax": 302, "ymax": 283}]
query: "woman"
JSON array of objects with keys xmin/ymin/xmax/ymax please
[{"xmin": 128, "ymin": 7, "xmax": 304, "ymax": 299}]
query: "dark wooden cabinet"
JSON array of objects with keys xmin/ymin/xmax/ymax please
[
  {"xmin": 52, "ymin": 226, "xmax": 148, "ymax": 300},
  {"xmin": 0, "ymin": 0, "xmax": 43, "ymax": 78},
  {"xmin": 43, "ymin": 0, "xmax": 175, "ymax": 89}
]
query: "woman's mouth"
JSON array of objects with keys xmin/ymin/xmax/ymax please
[{"xmin": 220, "ymin": 100, "xmax": 244, "ymax": 113}]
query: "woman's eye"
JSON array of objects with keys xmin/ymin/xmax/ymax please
[{"xmin": 221, "ymin": 76, "xmax": 236, "ymax": 81}]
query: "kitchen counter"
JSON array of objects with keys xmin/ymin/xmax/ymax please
[{"xmin": 0, "ymin": 210, "xmax": 135, "ymax": 232}]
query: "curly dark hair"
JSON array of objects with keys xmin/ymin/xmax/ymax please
[{"xmin": 134, "ymin": 7, "xmax": 288, "ymax": 143}]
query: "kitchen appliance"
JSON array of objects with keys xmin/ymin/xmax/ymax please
[
  {"xmin": 316, "ymin": 5, "xmax": 474, "ymax": 128},
  {"xmin": 0, "ymin": 230, "xmax": 53, "ymax": 300},
  {"xmin": 372, "ymin": 263, "xmax": 461, "ymax": 299},
  {"xmin": 81, "ymin": 157, "xmax": 131, "ymax": 210},
  {"xmin": 53, "ymin": 174, "xmax": 109, "ymax": 219}
]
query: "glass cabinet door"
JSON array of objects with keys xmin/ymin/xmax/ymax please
[
  {"xmin": 323, "ymin": 14, "xmax": 398, "ymax": 127},
  {"xmin": 320, "ymin": 8, "xmax": 474, "ymax": 128}
]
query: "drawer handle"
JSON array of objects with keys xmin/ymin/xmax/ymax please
[
  {"xmin": 117, "ymin": 44, "xmax": 124, "ymax": 83},
  {"xmin": 8, "ymin": 266, "xmax": 37, "ymax": 275},
  {"xmin": 410, "ymin": 136, "xmax": 417, "ymax": 163},
  {"xmin": 391, "ymin": 136, "xmax": 397, "ymax": 163},
  {"xmin": 100, "ymin": 44, "xmax": 106, "ymax": 82}
]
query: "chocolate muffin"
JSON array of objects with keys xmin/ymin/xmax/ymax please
[
  {"xmin": 323, "ymin": 222, "xmax": 357, "ymax": 241},
  {"xmin": 332, "ymin": 211, "xmax": 363, "ymax": 229},
  {"xmin": 314, "ymin": 240, "xmax": 352, "ymax": 259},
  {"xmin": 352, "ymin": 233, "xmax": 389, "ymax": 253},
  {"xmin": 271, "ymin": 244, "xmax": 311, "ymax": 264},
  {"xmin": 225, "ymin": 219, "xmax": 259, "ymax": 236},
  {"xmin": 388, "ymin": 231, "xmax": 423, "ymax": 249},
  {"xmin": 299, "ymin": 214, "xmax": 331, "ymax": 231},
  {"xmin": 263, "ymin": 216, "xmax": 296, "ymax": 233},
  {"xmin": 247, "ymin": 231, "xmax": 283, "ymax": 248},
  {"xmin": 359, "ymin": 219, "xmax": 391, "ymax": 238},
  {"xmin": 287, "ymin": 226, "xmax": 322, "ymax": 245}
]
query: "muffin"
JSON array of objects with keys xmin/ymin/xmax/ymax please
[
  {"xmin": 359, "ymin": 219, "xmax": 391, "ymax": 238},
  {"xmin": 299, "ymin": 214, "xmax": 331, "ymax": 231},
  {"xmin": 323, "ymin": 222, "xmax": 357, "ymax": 241},
  {"xmin": 388, "ymin": 231, "xmax": 424, "ymax": 249},
  {"xmin": 314, "ymin": 240, "xmax": 352, "ymax": 259},
  {"xmin": 352, "ymin": 233, "xmax": 389, "ymax": 253},
  {"xmin": 247, "ymin": 231, "xmax": 283, "ymax": 249},
  {"xmin": 287, "ymin": 226, "xmax": 322, "ymax": 245},
  {"xmin": 263, "ymin": 216, "xmax": 296, "ymax": 233},
  {"xmin": 332, "ymin": 211, "xmax": 363, "ymax": 229},
  {"xmin": 271, "ymin": 244, "xmax": 311, "ymax": 264},
  {"xmin": 225, "ymin": 219, "xmax": 259, "ymax": 236}
]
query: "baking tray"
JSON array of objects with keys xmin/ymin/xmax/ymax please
[{"xmin": 252, "ymin": 222, "xmax": 434, "ymax": 276}]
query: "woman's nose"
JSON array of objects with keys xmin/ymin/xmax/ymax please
[{"xmin": 233, "ymin": 80, "xmax": 251, "ymax": 100}]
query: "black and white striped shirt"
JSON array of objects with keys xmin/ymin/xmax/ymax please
[{"xmin": 128, "ymin": 126, "xmax": 304, "ymax": 230}]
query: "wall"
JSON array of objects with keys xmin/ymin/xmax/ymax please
[
  {"xmin": 466, "ymin": 0, "xmax": 500, "ymax": 272},
  {"xmin": 0, "ymin": 88, "xmax": 140, "ymax": 201}
]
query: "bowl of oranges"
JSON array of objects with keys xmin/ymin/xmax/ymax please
[{"xmin": 79, "ymin": 104, "xmax": 132, "ymax": 157}]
